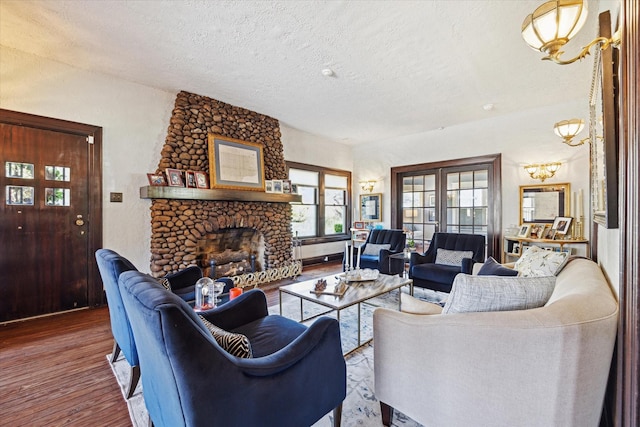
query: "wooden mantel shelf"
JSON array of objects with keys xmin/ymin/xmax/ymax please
[{"xmin": 140, "ymin": 186, "xmax": 302, "ymax": 203}]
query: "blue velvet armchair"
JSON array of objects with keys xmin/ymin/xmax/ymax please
[
  {"xmin": 347, "ymin": 229, "xmax": 406, "ymax": 275},
  {"xmin": 409, "ymin": 232, "xmax": 485, "ymax": 293},
  {"xmin": 119, "ymin": 270, "xmax": 347, "ymax": 427},
  {"xmin": 95, "ymin": 249, "xmax": 224, "ymax": 399}
]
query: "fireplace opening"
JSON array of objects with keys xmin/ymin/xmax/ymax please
[{"xmin": 197, "ymin": 227, "xmax": 264, "ymax": 279}]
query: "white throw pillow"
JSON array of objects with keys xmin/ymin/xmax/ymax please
[
  {"xmin": 435, "ymin": 248, "xmax": 474, "ymax": 267},
  {"xmin": 362, "ymin": 243, "xmax": 391, "ymax": 256},
  {"xmin": 514, "ymin": 245, "xmax": 569, "ymax": 277},
  {"xmin": 442, "ymin": 274, "xmax": 556, "ymax": 314}
]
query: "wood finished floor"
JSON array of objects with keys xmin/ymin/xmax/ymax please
[{"xmin": 0, "ymin": 261, "xmax": 341, "ymax": 426}]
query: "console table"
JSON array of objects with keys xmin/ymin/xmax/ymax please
[{"xmin": 503, "ymin": 236, "xmax": 590, "ymax": 263}]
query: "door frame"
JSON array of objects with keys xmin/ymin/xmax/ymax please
[
  {"xmin": 0, "ymin": 109, "xmax": 103, "ymax": 308},
  {"xmin": 390, "ymin": 153, "xmax": 502, "ymax": 259}
]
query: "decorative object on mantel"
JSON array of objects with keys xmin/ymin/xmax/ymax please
[
  {"xmin": 523, "ymin": 162, "xmax": 561, "ymax": 182},
  {"xmin": 207, "ymin": 134, "xmax": 265, "ymax": 192},
  {"xmin": 554, "ymin": 118, "xmax": 588, "ymax": 146},
  {"xmin": 359, "ymin": 180, "xmax": 376, "ymax": 193},
  {"xmin": 521, "ymin": 0, "xmax": 620, "ymax": 65},
  {"xmin": 147, "ymin": 173, "xmax": 167, "ymax": 186},
  {"xmin": 165, "ymin": 168, "xmax": 184, "ymax": 187},
  {"xmin": 194, "ymin": 171, "xmax": 209, "ymax": 189}
]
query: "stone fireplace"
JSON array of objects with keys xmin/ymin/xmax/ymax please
[{"xmin": 147, "ymin": 91, "xmax": 298, "ymax": 284}]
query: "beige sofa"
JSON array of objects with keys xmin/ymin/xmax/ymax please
[{"xmin": 373, "ymin": 258, "xmax": 618, "ymax": 427}]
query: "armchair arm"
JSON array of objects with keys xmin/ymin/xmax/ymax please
[
  {"xmin": 461, "ymin": 257, "xmax": 475, "ymax": 274},
  {"xmin": 163, "ymin": 265, "xmax": 202, "ymax": 291},
  {"xmin": 201, "ymin": 289, "xmax": 269, "ymax": 330},
  {"xmin": 234, "ymin": 316, "xmax": 343, "ymax": 376},
  {"xmin": 410, "ymin": 250, "xmax": 433, "ymax": 266}
]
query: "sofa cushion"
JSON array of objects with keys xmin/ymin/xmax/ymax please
[
  {"xmin": 199, "ymin": 315, "xmax": 253, "ymax": 358},
  {"xmin": 442, "ymin": 274, "xmax": 556, "ymax": 314},
  {"xmin": 477, "ymin": 257, "xmax": 518, "ymax": 276},
  {"xmin": 435, "ymin": 248, "xmax": 474, "ymax": 267},
  {"xmin": 514, "ymin": 245, "xmax": 569, "ymax": 277},
  {"xmin": 362, "ymin": 243, "xmax": 391, "ymax": 256}
]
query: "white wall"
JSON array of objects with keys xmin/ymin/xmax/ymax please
[
  {"xmin": 352, "ymin": 101, "xmax": 592, "ymax": 257},
  {"xmin": 0, "ymin": 46, "xmax": 174, "ymax": 272},
  {"xmin": 281, "ymin": 124, "xmax": 353, "ymax": 259}
]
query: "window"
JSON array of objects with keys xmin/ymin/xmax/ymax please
[{"xmin": 287, "ymin": 162, "xmax": 351, "ymax": 242}]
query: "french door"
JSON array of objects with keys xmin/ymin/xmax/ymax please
[{"xmin": 391, "ymin": 155, "xmax": 501, "ymax": 259}]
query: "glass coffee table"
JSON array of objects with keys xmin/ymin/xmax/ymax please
[{"xmin": 278, "ymin": 273, "xmax": 413, "ymax": 355}]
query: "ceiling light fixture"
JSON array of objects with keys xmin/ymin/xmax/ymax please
[
  {"xmin": 521, "ymin": 0, "xmax": 620, "ymax": 65},
  {"xmin": 321, "ymin": 68, "xmax": 335, "ymax": 77},
  {"xmin": 524, "ymin": 162, "xmax": 562, "ymax": 182},
  {"xmin": 359, "ymin": 180, "xmax": 376, "ymax": 193},
  {"xmin": 553, "ymin": 118, "xmax": 588, "ymax": 146}
]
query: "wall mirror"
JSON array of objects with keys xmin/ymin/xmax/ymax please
[{"xmin": 520, "ymin": 183, "xmax": 571, "ymax": 224}]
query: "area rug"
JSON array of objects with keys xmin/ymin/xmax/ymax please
[{"xmin": 107, "ymin": 287, "xmax": 445, "ymax": 427}]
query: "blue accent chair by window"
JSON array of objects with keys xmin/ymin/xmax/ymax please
[
  {"xmin": 119, "ymin": 270, "xmax": 347, "ymax": 427},
  {"xmin": 409, "ymin": 233, "xmax": 486, "ymax": 293},
  {"xmin": 347, "ymin": 229, "xmax": 406, "ymax": 275}
]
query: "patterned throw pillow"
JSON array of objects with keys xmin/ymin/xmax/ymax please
[
  {"xmin": 157, "ymin": 277, "xmax": 172, "ymax": 290},
  {"xmin": 199, "ymin": 315, "xmax": 253, "ymax": 358},
  {"xmin": 477, "ymin": 257, "xmax": 518, "ymax": 276},
  {"xmin": 435, "ymin": 248, "xmax": 474, "ymax": 267},
  {"xmin": 442, "ymin": 274, "xmax": 556, "ymax": 314},
  {"xmin": 362, "ymin": 243, "xmax": 391, "ymax": 256},
  {"xmin": 514, "ymin": 245, "xmax": 569, "ymax": 277}
]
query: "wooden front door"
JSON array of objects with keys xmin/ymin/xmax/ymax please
[{"xmin": 0, "ymin": 110, "xmax": 102, "ymax": 322}]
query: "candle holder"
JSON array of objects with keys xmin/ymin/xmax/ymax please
[{"xmin": 574, "ymin": 216, "xmax": 585, "ymax": 240}]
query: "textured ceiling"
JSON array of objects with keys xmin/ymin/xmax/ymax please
[{"xmin": 0, "ymin": 0, "xmax": 613, "ymax": 144}]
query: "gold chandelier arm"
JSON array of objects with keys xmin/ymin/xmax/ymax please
[{"xmin": 542, "ymin": 36, "xmax": 616, "ymax": 65}]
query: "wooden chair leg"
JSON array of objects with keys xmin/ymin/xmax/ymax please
[
  {"xmin": 332, "ymin": 402, "xmax": 343, "ymax": 427},
  {"xmin": 380, "ymin": 401, "xmax": 394, "ymax": 427},
  {"xmin": 110, "ymin": 340, "xmax": 121, "ymax": 364},
  {"xmin": 126, "ymin": 364, "xmax": 141, "ymax": 399}
]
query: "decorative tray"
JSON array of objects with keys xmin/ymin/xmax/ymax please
[{"xmin": 338, "ymin": 268, "xmax": 380, "ymax": 282}]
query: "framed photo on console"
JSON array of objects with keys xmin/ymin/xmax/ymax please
[
  {"xmin": 517, "ymin": 224, "xmax": 531, "ymax": 238},
  {"xmin": 552, "ymin": 216, "xmax": 572, "ymax": 236}
]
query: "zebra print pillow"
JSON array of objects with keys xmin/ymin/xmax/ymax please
[{"xmin": 199, "ymin": 315, "xmax": 253, "ymax": 358}]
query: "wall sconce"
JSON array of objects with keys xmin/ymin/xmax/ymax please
[
  {"xmin": 524, "ymin": 162, "xmax": 562, "ymax": 182},
  {"xmin": 359, "ymin": 180, "xmax": 376, "ymax": 193},
  {"xmin": 554, "ymin": 118, "xmax": 588, "ymax": 146},
  {"xmin": 521, "ymin": 0, "xmax": 620, "ymax": 65}
]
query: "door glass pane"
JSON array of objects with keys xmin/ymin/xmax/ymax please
[
  {"xmin": 460, "ymin": 208, "xmax": 474, "ymax": 225},
  {"xmin": 460, "ymin": 171, "xmax": 473, "ymax": 189},
  {"xmin": 6, "ymin": 162, "xmax": 35, "ymax": 179},
  {"xmin": 45, "ymin": 166, "xmax": 71, "ymax": 182},
  {"xmin": 447, "ymin": 173, "xmax": 459, "ymax": 190},
  {"xmin": 474, "ymin": 188, "xmax": 488, "ymax": 206},
  {"xmin": 447, "ymin": 208, "xmax": 459, "ymax": 224},
  {"xmin": 474, "ymin": 170, "xmax": 488, "ymax": 188},
  {"xmin": 6, "ymin": 185, "xmax": 34, "ymax": 205},
  {"xmin": 291, "ymin": 205, "xmax": 317, "ymax": 237},
  {"xmin": 447, "ymin": 190, "xmax": 459, "ymax": 207},
  {"xmin": 45, "ymin": 188, "xmax": 71, "ymax": 206},
  {"xmin": 324, "ymin": 206, "xmax": 346, "ymax": 234},
  {"xmin": 459, "ymin": 189, "xmax": 474, "ymax": 207}
]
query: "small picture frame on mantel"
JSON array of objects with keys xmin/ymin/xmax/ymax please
[{"xmin": 165, "ymin": 168, "xmax": 184, "ymax": 187}]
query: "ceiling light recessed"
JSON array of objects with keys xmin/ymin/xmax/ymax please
[
  {"xmin": 483, "ymin": 103, "xmax": 494, "ymax": 111},
  {"xmin": 321, "ymin": 68, "xmax": 335, "ymax": 77}
]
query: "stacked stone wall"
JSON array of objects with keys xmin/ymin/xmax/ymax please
[{"xmin": 149, "ymin": 91, "xmax": 291, "ymax": 277}]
